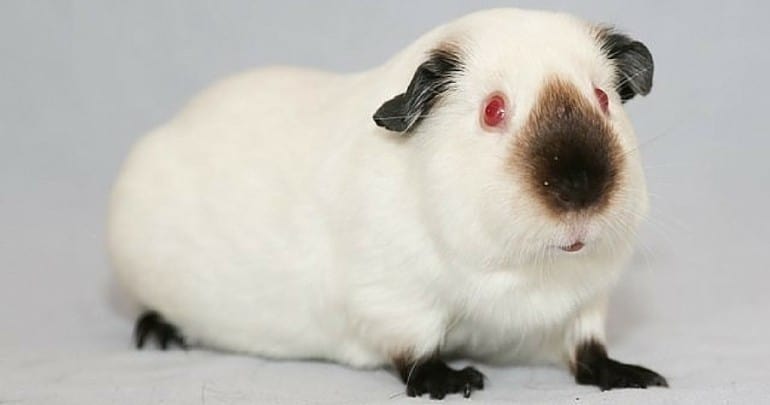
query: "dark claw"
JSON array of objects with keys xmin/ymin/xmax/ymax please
[{"xmin": 134, "ymin": 311, "xmax": 187, "ymax": 350}]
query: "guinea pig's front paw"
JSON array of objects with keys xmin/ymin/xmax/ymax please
[
  {"xmin": 574, "ymin": 340, "xmax": 668, "ymax": 390},
  {"xmin": 577, "ymin": 358, "xmax": 668, "ymax": 390},
  {"xmin": 576, "ymin": 354, "xmax": 667, "ymax": 390},
  {"xmin": 402, "ymin": 358, "xmax": 485, "ymax": 399}
]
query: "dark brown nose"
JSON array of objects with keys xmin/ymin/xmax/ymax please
[{"xmin": 543, "ymin": 139, "xmax": 614, "ymax": 211}]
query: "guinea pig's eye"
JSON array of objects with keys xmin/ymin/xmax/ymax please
[
  {"xmin": 481, "ymin": 93, "xmax": 508, "ymax": 130},
  {"xmin": 594, "ymin": 87, "xmax": 609, "ymax": 113}
]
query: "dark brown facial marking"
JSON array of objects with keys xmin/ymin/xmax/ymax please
[{"xmin": 511, "ymin": 78, "xmax": 624, "ymax": 216}]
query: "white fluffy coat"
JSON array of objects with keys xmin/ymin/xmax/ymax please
[{"xmin": 108, "ymin": 9, "xmax": 649, "ymax": 370}]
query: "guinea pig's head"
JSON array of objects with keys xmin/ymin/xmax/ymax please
[{"xmin": 373, "ymin": 10, "xmax": 654, "ymax": 270}]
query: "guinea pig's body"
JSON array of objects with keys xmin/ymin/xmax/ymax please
[{"xmin": 110, "ymin": 9, "xmax": 666, "ymax": 398}]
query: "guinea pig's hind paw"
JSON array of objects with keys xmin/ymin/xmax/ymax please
[
  {"xmin": 134, "ymin": 311, "xmax": 188, "ymax": 350},
  {"xmin": 403, "ymin": 359, "xmax": 485, "ymax": 399}
]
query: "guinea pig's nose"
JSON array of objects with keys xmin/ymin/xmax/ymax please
[
  {"xmin": 552, "ymin": 169, "xmax": 592, "ymax": 209},
  {"xmin": 545, "ymin": 153, "xmax": 611, "ymax": 212}
]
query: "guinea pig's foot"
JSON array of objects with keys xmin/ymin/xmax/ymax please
[
  {"xmin": 574, "ymin": 340, "xmax": 668, "ymax": 390},
  {"xmin": 134, "ymin": 311, "xmax": 188, "ymax": 350},
  {"xmin": 399, "ymin": 358, "xmax": 485, "ymax": 399}
]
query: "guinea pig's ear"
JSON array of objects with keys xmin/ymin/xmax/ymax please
[
  {"xmin": 600, "ymin": 30, "xmax": 654, "ymax": 103},
  {"xmin": 373, "ymin": 47, "xmax": 463, "ymax": 133}
]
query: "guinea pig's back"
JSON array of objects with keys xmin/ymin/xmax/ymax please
[{"xmin": 107, "ymin": 67, "xmax": 360, "ymax": 357}]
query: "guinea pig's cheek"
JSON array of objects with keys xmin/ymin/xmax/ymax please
[{"xmin": 480, "ymin": 93, "xmax": 510, "ymax": 132}]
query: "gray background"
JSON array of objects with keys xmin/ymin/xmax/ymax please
[{"xmin": 1, "ymin": 1, "xmax": 769, "ymax": 404}]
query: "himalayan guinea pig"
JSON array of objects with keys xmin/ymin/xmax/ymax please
[{"xmin": 109, "ymin": 8, "xmax": 666, "ymax": 399}]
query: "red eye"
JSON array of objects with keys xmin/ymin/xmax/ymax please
[
  {"xmin": 594, "ymin": 87, "xmax": 609, "ymax": 113},
  {"xmin": 482, "ymin": 94, "xmax": 507, "ymax": 129}
]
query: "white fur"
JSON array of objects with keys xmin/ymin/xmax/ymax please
[{"xmin": 108, "ymin": 9, "xmax": 648, "ymax": 370}]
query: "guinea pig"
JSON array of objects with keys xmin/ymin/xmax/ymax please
[{"xmin": 109, "ymin": 8, "xmax": 666, "ymax": 399}]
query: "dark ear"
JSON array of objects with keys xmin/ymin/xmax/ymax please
[
  {"xmin": 373, "ymin": 48, "xmax": 463, "ymax": 133},
  {"xmin": 600, "ymin": 30, "xmax": 654, "ymax": 103}
]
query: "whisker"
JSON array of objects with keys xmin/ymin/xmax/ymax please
[{"xmin": 613, "ymin": 65, "xmax": 653, "ymax": 89}]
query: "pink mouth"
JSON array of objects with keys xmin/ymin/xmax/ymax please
[{"xmin": 560, "ymin": 241, "xmax": 585, "ymax": 252}]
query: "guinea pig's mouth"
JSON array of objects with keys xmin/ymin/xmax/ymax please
[{"xmin": 558, "ymin": 241, "xmax": 585, "ymax": 253}]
